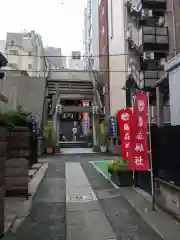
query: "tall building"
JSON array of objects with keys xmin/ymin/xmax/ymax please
[
  {"xmin": 125, "ymin": 0, "xmax": 169, "ymax": 106},
  {"xmin": 45, "ymin": 47, "xmax": 67, "ymax": 69},
  {"xmin": 83, "ymin": 8, "xmax": 89, "ymax": 69},
  {"xmin": 4, "ymin": 31, "xmax": 47, "ymax": 77},
  {"xmin": 68, "ymin": 51, "xmax": 84, "ymax": 70},
  {"xmin": 108, "ymin": 0, "xmax": 127, "ymax": 116},
  {"xmin": 83, "ymin": 0, "xmax": 99, "ymax": 70},
  {"xmin": 99, "ymin": 0, "xmax": 110, "ymax": 116}
]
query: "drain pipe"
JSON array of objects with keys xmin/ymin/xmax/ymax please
[{"xmin": 172, "ymin": 0, "xmax": 177, "ymax": 56}]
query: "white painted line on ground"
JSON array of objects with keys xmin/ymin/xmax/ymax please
[
  {"xmin": 66, "ymin": 162, "xmax": 97, "ymax": 202},
  {"xmin": 91, "ymin": 162, "xmax": 119, "ymax": 189}
]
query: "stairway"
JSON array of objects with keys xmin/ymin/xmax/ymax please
[
  {"xmin": 59, "ymin": 120, "xmax": 92, "ymax": 150},
  {"xmin": 46, "ymin": 70, "xmax": 102, "ymax": 152},
  {"xmin": 59, "ymin": 141, "xmax": 92, "ymax": 148}
]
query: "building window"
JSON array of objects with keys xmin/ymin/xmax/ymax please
[
  {"xmin": 28, "ymin": 52, "xmax": 32, "ymax": 56},
  {"xmin": 9, "ymin": 50, "xmax": 18, "ymax": 55},
  {"xmin": 10, "ymin": 40, "xmax": 14, "ymax": 46},
  {"xmin": 28, "ymin": 64, "xmax": 32, "ymax": 69},
  {"xmin": 9, "ymin": 63, "xmax": 18, "ymax": 69}
]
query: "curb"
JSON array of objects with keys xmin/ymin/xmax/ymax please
[{"xmin": 90, "ymin": 161, "xmax": 119, "ymax": 189}]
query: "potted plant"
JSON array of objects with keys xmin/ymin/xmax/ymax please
[
  {"xmin": 86, "ymin": 131, "xmax": 93, "ymax": 147},
  {"xmin": 108, "ymin": 158, "xmax": 133, "ymax": 187},
  {"xmin": 44, "ymin": 121, "xmax": 56, "ymax": 154},
  {"xmin": 99, "ymin": 118, "xmax": 109, "ymax": 153}
]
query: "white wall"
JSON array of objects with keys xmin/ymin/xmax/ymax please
[
  {"xmin": 68, "ymin": 59, "xmax": 84, "ymax": 70},
  {"xmin": 108, "ymin": 0, "xmax": 126, "ymax": 116},
  {"xmin": 45, "ymin": 47, "xmax": 66, "ymax": 69}
]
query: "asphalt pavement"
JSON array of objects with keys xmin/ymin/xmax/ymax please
[{"xmin": 2, "ymin": 154, "xmax": 180, "ymax": 240}]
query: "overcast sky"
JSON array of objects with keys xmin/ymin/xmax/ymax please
[{"xmin": 0, "ymin": 0, "xmax": 85, "ymax": 56}]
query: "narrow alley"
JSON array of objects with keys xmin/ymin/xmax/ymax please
[{"xmin": 3, "ymin": 155, "xmax": 180, "ymax": 240}]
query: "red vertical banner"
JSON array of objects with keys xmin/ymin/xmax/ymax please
[
  {"xmin": 117, "ymin": 108, "xmax": 132, "ymax": 160},
  {"xmin": 82, "ymin": 101, "xmax": 90, "ymax": 135},
  {"xmin": 128, "ymin": 92, "xmax": 149, "ymax": 171}
]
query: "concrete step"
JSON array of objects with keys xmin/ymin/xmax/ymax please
[{"xmin": 59, "ymin": 141, "xmax": 92, "ymax": 148}]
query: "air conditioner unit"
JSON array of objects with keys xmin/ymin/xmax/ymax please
[
  {"xmin": 141, "ymin": 9, "xmax": 153, "ymax": 17},
  {"xmin": 131, "ymin": 4, "xmax": 138, "ymax": 12},
  {"xmin": 159, "ymin": 58, "xmax": 166, "ymax": 66},
  {"xmin": 158, "ymin": 16, "xmax": 165, "ymax": 26},
  {"xmin": 126, "ymin": 28, "xmax": 132, "ymax": 40},
  {"xmin": 143, "ymin": 52, "xmax": 154, "ymax": 60}
]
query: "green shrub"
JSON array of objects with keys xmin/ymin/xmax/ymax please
[
  {"xmin": 0, "ymin": 105, "xmax": 31, "ymax": 127},
  {"xmin": 108, "ymin": 158, "xmax": 128, "ymax": 173},
  {"xmin": 99, "ymin": 118, "xmax": 109, "ymax": 146},
  {"xmin": 0, "ymin": 111, "xmax": 13, "ymax": 127},
  {"xmin": 44, "ymin": 121, "xmax": 56, "ymax": 147}
]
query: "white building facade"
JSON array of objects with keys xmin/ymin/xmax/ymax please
[
  {"xmin": 68, "ymin": 51, "xmax": 84, "ymax": 70},
  {"xmin": 83, "ymin": 0, "xmax": 99, "ymax": 70},
  {"xmin": 108, "ymin": 0, "xmax": 127, "ymax": 115},
  {"xmin": 45, "ymin": 47, "xmax": 66, "ymax": 69},
  {"xmin": 4, "ymin": 31, "xmax": 47, "ymax": 77}
]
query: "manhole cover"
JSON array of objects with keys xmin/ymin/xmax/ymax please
[{"xmin": 68, "ymin": 193, "xmax": 93, "ymax": 202}]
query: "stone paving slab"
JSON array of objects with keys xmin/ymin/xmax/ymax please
[
  {"xmin": 66, "ymin": 162, "xmax": 97, "ymax": 202},
  {"xmin": 66, "ymin": 162, "xmax": 117, "ymax": 240},
  {"xmin": 35, "ymin": 178, "xmax": 65, "ymax": 203},
  {"xmin": 82, "ymin": 161, "xmax": 163, "ymax": 240}
]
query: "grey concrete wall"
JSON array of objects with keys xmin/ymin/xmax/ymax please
[
  {"xmin": 155, "ymin": 178, "xmax": 180, "ymax": 221},
  {"xmin": 0, "ymin": 76, "xmax": 46, "ymax": 123}
]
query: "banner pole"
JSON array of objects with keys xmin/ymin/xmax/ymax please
[
  {"xmin": 132, "ymin": 95, "xmax": 136, "ymax": 187},
  {"xmin": 147, "ymin": 92, "xmax": 155, "ymax": 211}
]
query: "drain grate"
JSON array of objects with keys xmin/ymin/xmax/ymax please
[{"xmin": 68, "ymin": 193, "xmax": 93, "ymax": 202}]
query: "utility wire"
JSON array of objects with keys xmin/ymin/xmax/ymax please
[
  {"xmin": 1, "ymin": 69, "xmax": 166, "ymax": 73},
  {"xmin": 0, "ymin": 51, "xmax": 179, "ymax": 58}
]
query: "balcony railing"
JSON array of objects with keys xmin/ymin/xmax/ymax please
[
  {"xmin": 140, "ymin": 70, "xmax": 165, "ymax": 88},
  {"xmin": 141, "ymin": 0, "xmax": 166, "ymax": 10},
  {"xmin": 127, "ymin": 0, "xmax": 166, "ymax": 14},
  {"xmin": 141, "ymin": 26, "xmax": 169, "ymax": 51},
  {"xmin": 130, "ymin": 62, "xmax": 165, "ymax": 88},
  {"xmin": 128, "ymin": 25, "xmax": 169, "ymax": 52}
]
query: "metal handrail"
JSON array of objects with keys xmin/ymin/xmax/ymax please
[{"xmin": 90, "ymin": 70, "xmax": 103, "ymax": 110}]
